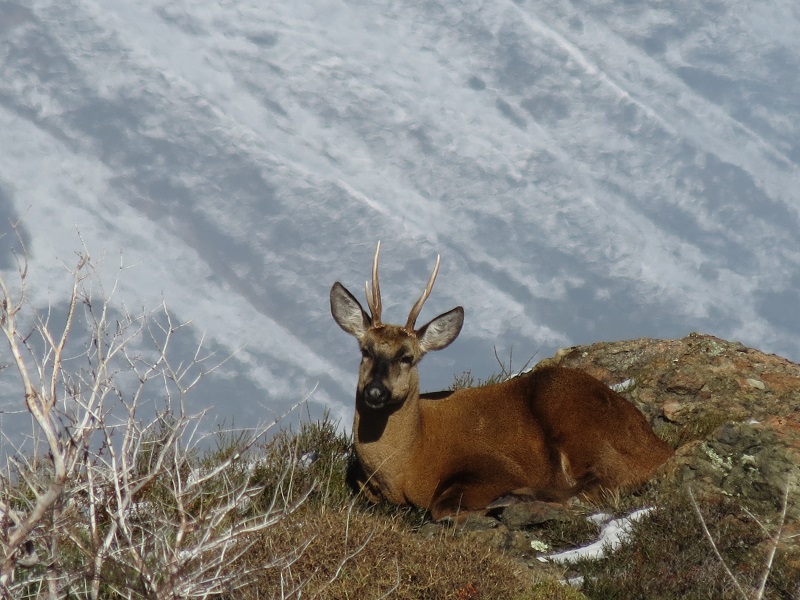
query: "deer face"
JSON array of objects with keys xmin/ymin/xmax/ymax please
[
  {"xmin": 330, "ymin": 244, "xmax": 464, "ymax": 411},
  {"xmin": 356, "ymin": 325, "xmax": 421, "ymax": 409}
]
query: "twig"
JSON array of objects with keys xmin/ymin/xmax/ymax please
[{"xmin": 688, "ymin": 486, "xmax": 750, "ymax": 600}]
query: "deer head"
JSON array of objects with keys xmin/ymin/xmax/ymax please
[{"xmin": 330, "ymin": 242, "xmax": 464, "ymax": 410}]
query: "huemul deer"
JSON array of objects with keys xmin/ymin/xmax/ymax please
[{"xmin": 330, "ymin": 243, "xmax": 673, "ymax": 519}]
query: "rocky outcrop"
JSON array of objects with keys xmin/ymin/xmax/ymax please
[
  {"xmin": 449, "ymin": 333, "xmax": 800, "ymax": 578},
  {"xmin": 546, "ymin": 333, "xmax": 800, "ymax": 522}
]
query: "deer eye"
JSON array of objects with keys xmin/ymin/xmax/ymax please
[
  {"xmin": 360, "ymin": 348, "xmax": 372, "ymax": 360},
  {"xmin": 399, "ymin": 355, "xmax": 414, "ymax": 366}
]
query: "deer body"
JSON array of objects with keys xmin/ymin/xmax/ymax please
[{"xmin": 331, "ymin": 244, "xmax": 673, "ymax": 520}]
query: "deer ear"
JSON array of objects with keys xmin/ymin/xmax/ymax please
[
  {"xmin": 330, "ymin": 282, "xmax": 372, "ymax": 339},
  {"xmin": 417, "ymin": 306, "xmax": 464, "ymax": 353}
]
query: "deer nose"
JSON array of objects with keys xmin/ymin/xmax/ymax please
[{"xmin": 363, "ymin": 383, "xmax": 389, "ymax": 408}]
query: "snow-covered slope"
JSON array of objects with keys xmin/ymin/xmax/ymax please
[{"xmin": 1, "ymin": 0, "xmax": 798, "ymax": 428}]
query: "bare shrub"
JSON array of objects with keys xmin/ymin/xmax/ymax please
[{"xmin": 0, "ymin": 240, "xmax": 309, "ymax": 599}]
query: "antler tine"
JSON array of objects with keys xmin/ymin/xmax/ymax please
[
  {"xmin": 364, "ymin": 241, "xmax": 382, "ymax": 325},
  {"xmin": 405, "ymin": 253, "xmax": 441, "ymax": 331}
]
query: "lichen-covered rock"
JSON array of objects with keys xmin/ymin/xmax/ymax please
[
  {"xmin": 662, "ymin": 415, "xmax": 800, "ymax": 519},
  {"xmin": 544, "ymin": 332, "xmax": 800, "ymax": 540}
]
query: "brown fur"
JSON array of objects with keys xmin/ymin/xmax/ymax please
[{"xmin": 331, "ymin": 248, "xmax": 673, "ymax": 520}]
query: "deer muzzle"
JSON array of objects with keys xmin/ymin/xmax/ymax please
[{"xmin": 362, "ymin": 381, "xmax": 390, "ymax": 409}]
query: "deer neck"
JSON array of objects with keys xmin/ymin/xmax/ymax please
[{"xmin": 353, "ymin": 393, "xmax": 423, "ymax": 501}]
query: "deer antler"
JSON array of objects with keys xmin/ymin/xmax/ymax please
[
  {"xmin": 405, "ymin": 254, "xmax": 441, "ymax": 331},
  {"xmin": 364, "ymin": 241, "xmax": 383, "ymax": 326}
]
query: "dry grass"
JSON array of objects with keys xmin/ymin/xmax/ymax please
[
  {"xmin": 10, "ymin": 410, "xmax": 796, "ymax": 599},
  {"xmin": 225, "ymin": 414, "xmax": 800, "ymax": 600},
  {"xmin": 230, "ymin": 416, "xmax": 560, "ymax": 599},
  {"xmin": 236, "ymin": 505, "xmax": 535, "ymax": 600},
  {"xmin": 656, "ymin": 409, "xmax": 735, "ymax": 448},
  {"xmin": 6, "ymin": 370, "xmax": 794, "ymax": 598},
  {"xmin": 571, "ymin": 492, "xmax": 800, "ymax": 600}
]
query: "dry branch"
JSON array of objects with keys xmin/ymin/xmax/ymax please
[{"xmin": 0, "ymin": 240, "xmax": 313, "ymax": 599}]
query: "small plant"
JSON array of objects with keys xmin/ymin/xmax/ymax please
[
  {"xmin": 452, "ymin": 347, "xmax": 536, "ymax": 390},
  {"xmin": 252, "ymin": 412, "xmax": 352, "ymax": 511}
]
